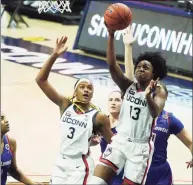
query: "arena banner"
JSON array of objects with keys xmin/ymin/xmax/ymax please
[{"xmin": 74, "ymin": 1, "xmax": 192, "ymax": 75}]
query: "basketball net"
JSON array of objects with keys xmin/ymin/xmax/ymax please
[{"xmin": 38, "ymin": 0, "xmax": 72, "ymax": 14}]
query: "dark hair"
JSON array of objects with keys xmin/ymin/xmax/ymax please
[{"xmin": 134, "ymin": 52, "xmax": 167, "ymax": 80}]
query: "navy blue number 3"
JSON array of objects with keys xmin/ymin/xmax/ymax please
[{"xmin": 67, "ymin": 127, "xmax": 76, "ymax": 139}]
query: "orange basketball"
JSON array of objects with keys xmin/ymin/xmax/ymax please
[{"xmin": 104, "ymin": 3, "xmax": 132, "ymax": 31}]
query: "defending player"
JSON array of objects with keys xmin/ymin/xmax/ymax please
[
  {"xmin": 100, "ymin": 91, "xmax": 124, "ymax": 185},
  {"xmin": 89, "ymin": 23, "xmax": 168, "ymax": 185},
  {"xmin": 145, "ymin": 109, "xmax": 192, "ymax": 185},
  {"xmin": 35, "ymin": 36, "xmax": 114, "ymax": 185},
  {"xmin": 1, "ymin": 112, "xmax": 43, "ymax": 185}
]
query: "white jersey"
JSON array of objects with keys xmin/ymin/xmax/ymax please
[
  {"xmin": 59, "ymin": 104, "xmax": 99, "ymax": 156},
  {"xmin": 116, "ymin": 83, "xmax": 155, "ymax": 140}
]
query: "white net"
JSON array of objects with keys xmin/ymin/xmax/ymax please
[{"xmin": 38, "ymin": 0, "xmax": 72, "ymax": 14}]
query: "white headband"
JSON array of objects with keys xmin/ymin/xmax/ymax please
[{"xmin": 74, "ymin": 78, "xmax": 93, "ymax": 91}]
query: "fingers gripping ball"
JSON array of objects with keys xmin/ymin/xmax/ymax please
[{"xmin": 104, "ymin": 3, "xmax": 132, "ymax": 31}]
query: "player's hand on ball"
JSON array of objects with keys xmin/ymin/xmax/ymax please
[
  {"xmin": 54, "ymin": 36, "xmax": 68, "ymax": 56},
  {"xmin": 145, "ymin": 78, "xmax": 159, "ymax": 97},
  {"xmin": 186, "ymin": 159, "xmax": 193, "ymax": 168},
  {"xmin": 104, "ymin": 21, "xmax": 115, "ymax": 36},
  {"xmin": 122, "ymin": 25, "xmax": 137, "ymax": 46}
]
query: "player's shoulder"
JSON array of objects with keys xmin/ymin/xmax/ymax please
[
  {"xmin": 165, "ymin": 111, "xmax": 182, "ymax": 127},
  {"xmin": 96, "ymin": 111, "xmax": 108, "ymax": 120},
  {"xmin": 94, "ymin": 111, "xmax": 109, "ymax": 127},
  {"xmin": 161, "ymin": 110, "xmax": 173, "ymax": 119}
]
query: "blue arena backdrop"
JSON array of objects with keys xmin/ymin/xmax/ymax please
[
  {"xmin": 73, "ymin": 0, "xmax": 193, "ymax": 76},
  {"xmin": 2, "ymin": 36, "xmax": 192, "ymax": 108}
]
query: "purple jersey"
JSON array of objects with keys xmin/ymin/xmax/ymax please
[
  {"xmin": 1, "ymin": 135, "xmax": 13, "ymax": 185},
  {"xmin": 151, "ymin": 110, "xmax": 184, "ymax": 166},
  {"xmin": 100, "ymin": 127, "xmax": 117, "ymax": 153}
]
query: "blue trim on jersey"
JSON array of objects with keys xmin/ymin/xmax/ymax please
[{"xmin": 1, "ymin": 135, "xmax": 13, "ymax": 185}]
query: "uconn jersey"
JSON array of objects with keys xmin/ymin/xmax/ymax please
[
  {"xmin": 1, "ymin": 135, "xmax": 13, "ymax": 185},
  {"xmin": 100, "ymin": 83, "xmax": 156, "ymax": 184},
  {"xmin": 59, "ymin": 104, "xmax": 99, "ymax": 156},
  {"xmin": 116, "ymin": 83, "xmax": 155, "ymax": 140},
  {"xmin": 51, "ymin": 104, "xmax": 98, "ymax": 184}
]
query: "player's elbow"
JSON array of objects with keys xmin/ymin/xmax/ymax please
[
  {"xmin": 35, "ymin": 76, "xmax": 46, "ymax": 85},
  {"xmin": 35, "ymin": 74, "xmax": 41, "ymax": 83}
]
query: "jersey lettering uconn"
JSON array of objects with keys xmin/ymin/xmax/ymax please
[
  {"xmin": 116, "ymin": 83, "xmax": 155, "ymax": 140},
  {"xmin": 59, "ymin": 104, "xmax": 98, "ymax": 156}
]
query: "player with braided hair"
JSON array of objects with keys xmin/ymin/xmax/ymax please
[{"xmin": 35, "ymin": 36, "xmax": 113, "ymax": 185}]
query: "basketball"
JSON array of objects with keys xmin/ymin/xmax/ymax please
[{"xmin": 104, "ymin": 3, "xmax": 132, "ymax": 31}]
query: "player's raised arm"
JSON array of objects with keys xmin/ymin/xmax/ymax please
[
  {"xmin": 175, "ymin": 128, "xmax": 192, "ymax": 168},
  {"xmin": 105, "ymin": 25, "xmax": 132, "ymax": 93},
  {"xmin": 35, "ymin": 36, "xmax": 69, "ymax": 109},
  {"xmin": 123, "ymin": 26, "xmax": 136, "ymax": 81}
]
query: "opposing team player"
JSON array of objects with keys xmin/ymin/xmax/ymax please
[
  {"xmin": 145, "ymin": 109, "xmax": 193, "ymax": 185},
  {"xmin": 1, "ymin": 112, "xmax": 43, "ymax": 185},
  {"xmin": 89, "ymin": 24, "xmax": 168, "ymax": 185},
  {"xmin": 99, "ymin": 90, "xmax": 124, "ymax": 185},
  {"xmin": 90, "ymin": 90, "xmax": 124, "ymax": 185},
  {"xmin": 35, "ymin": 36, "xmax": 113, "ymax": 185},
  {"xmin": 123, "ymin": 26, "xmax": 193, "ymax": 185}
]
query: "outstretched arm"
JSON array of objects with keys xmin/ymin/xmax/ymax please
[
  {"xmin": 8, "ymin": 137, "xmax": 43, "ymax": 185},
  {"xmin": 176, "ymin": 128, "xmax": 192, "ymax": 168},
  {"xmin": 123, "ymin": 26, "xmax": 136, "ymax": 81},
  {"xmin": 106, "ymin": 26, "xmax": 132, "ymax": 93},
  {"xmin": 35, "ymin": 36, "xmax": 69, "ymax": 110}
]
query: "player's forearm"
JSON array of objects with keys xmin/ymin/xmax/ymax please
[
  {"xmin": 146, "ymin": 94, "xmax": 161, "ymax": 118},
  {"xmin": 107, "ymin": 34, "xmax": 129, "ymax": 91},
  {"xmin": 107, "ymin": 34, "xmax": 116, "ymax": 67},
  {"xmin": 10, "ymin": 169, "xmax": 35, "ymax": 185},
  {"xmin": 103, "ymin": 130, "xmax": 114, "ymax": 144},
  {"xmin": 36, "ymin": 53, "xmax": 58, "ymax": 82},
  {"xmin": 124, "ymin": 44, "xmax": 134, "ymax": 80},
  {"xmin": 189, "ymin": 143, "xmax": 192, "ymax": 154}
]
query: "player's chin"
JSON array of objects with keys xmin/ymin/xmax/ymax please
[
  {"xmin": 2, "ymin": 128, "xmax": 9, "ymax": 135},
  {"xmin": 136, "ymin": 75, "xmax": 148, "ymax": 83},
  {"xmin": 81, "ymin": 98, "xmax": 91, "ymax": 104},
  {"xmin": 110, "ymin": 110, "xmax": 117, "ymax": 114}
]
